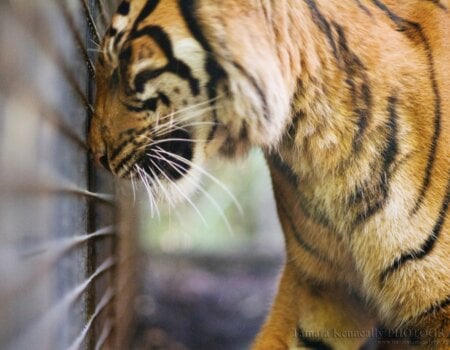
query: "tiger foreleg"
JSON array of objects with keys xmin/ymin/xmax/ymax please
[{"xmin": 252, "ymin": 262, "xmax": 375, "ymax": 350}]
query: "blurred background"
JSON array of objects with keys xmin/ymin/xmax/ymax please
[
  {"xmin": 0, "ymin": 1, "xmax": 284, "ymax": 349},
  {"xmin": 133, "ymin": 150, "xmax": 284, "ymax": 350}
]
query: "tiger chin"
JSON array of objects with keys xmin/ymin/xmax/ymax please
[{"xmin": 89, "ymin": 0, "xmax": 450, "ymax": 349}]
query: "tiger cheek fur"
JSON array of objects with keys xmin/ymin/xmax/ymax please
[{"xmin": 89, "ymin": 0, "xmax": 450, "ymax": 349}]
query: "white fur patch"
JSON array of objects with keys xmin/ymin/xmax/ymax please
[
  {"xmin": 112, "ymin": 15, "xmax": 129, "ymax": 32},
  {"xmin": 173, "ymin": 38, "xmax": 205, "ymax": 72}
]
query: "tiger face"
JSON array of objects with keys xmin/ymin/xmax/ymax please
[{"xmin": 89, "ymin": 0, "xmax": 291, "ymax": 198}]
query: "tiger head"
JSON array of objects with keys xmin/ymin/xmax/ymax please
[{"xmin": 89, "ymin": 0, "xmax": 291, "ymax": 199}]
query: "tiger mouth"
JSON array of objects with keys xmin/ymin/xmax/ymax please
[{"xmin": 120, "ymin": 128, "xmax": 194, "ymax": 181}]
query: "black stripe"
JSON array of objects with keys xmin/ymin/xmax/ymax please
[
  {"xmin": 110, "ymin": 124, "xmax": 152, "ymax": 161},
  {"xmin": 133, "ymin": 68, "xmax": 165, "ymax": 93},
  {"xmin": 124, "ymin": 92, "xmax": 172, "ymax": 113},
  {"xmin": 137, "ymin": 97, "xmax": 158, "ymax": 112},
  {"xmin": 119, "ymin": 45, "xmax": 132, "ymax": 61},
  {"xmin": 415, "ymin": 294, "xmax": 450, "ymax": 321},
  {"xmin": 423, "ymin": 0, "xmax": 448, "ymax": 10},
  {"xmin": 298, "ymin": 4, "xmax": 374, "ymax": 151},
  {"xmin": 130, "ymin": 25, "xmax": 200, "ymax": 96},
  {"xmin": 99, "ymin": 155, "xmax": 111, "ymax": 171},
  {"xmin": 287, "ymin": 110, "xmax": 304, "ymax": 138},
  {"xmin": 108, "ymin": 27, "xmax": 118, "ymax": 37},
  {"xmin": 354, "ymin": 0, "xmax": 373, "ymax": 16},
  {"xmin": 177, "ymin": 0, "xmax": 213, "ymax": 52},
  {"xmin": 111, "ymin": 137, "xmax": 135, "ymax": 162},
  {"xmin": 268, "ymin": 153, "xmax": 337, "ymax": 232},
  {"xmin": 167, "ymin": 58, "xmax": 201, "ymax": 96},
  {"xmin": 113, "ymin": 31, "xmax": 126, "ymax": 50},
  {"xmin": 114, "ymin": 133, "xmax": 187, "ymax": 176},
  {"xmin": 239, "ymin": 122, "xmax": 248, "ymax": 140},
  {"xmin": 178, "ymin": 0, "xmax": 228, "ymax": 142},
  {"xmin": 110, "ymin": 68, "xmax": 120, "ymax": 87},
  {"xmin": 114, "ymin": 139, "xmax": 147, "ymax": 174},
  {"xmin": 371, "ymin": 0, "xmax": 410, "ymax": 29},
  {"xmin": 118, "ymin": 46, "xmax": 133, "ymax": 94},
  {"xmin": 117, "ymin": 1, "xmax": 130, "ymax": 16},
  {"xmin": 304, "ymin": 0, "xmax": 339, "ymax": 61},
  {"xmin": 204, "ymin": 57, "xmax": 227, "ymax": 141},
  {"xmin": 297, "ymin": 327, "xmax": 334, "ymax": 350},
  {"xmin": 297, "ymin": 195, "xmax": 337, "ymax": 233},
  {"xmin": 123, "ymin": 102, "xmax": 146, "ymax": 112},
  {"xmin": 130, "ymin": 25, "xmax": 175, "ymax": 56},
  {"xmin": 380, "ymin": 96, "xmax": 399, "ymax": 173},
  {"xmin": 131, "ymin": 0, "xmax": 160, "ymax": 32},
  {"xmin": 268, "ymin": 153, "xmax": 299, "ymax": 187},
  {"xmin": 333, "ymin": 23, "xmax": 372, "ymax": 151},
  {"xmin": 278, "ymin": 199, "xmax": 334, "ymax": 266},
  {"xmin": 113, "ymin": 125, "xmax": 194, "ymax": 175},
  {"xmin": 371, "ymin": 1, "xmax": 442, "ymax": 216},
  {"xmin": 232, "ymin": 61, "xmax": 270, "ymax": 120},
  {"xmin": 158, "ymin": 92, "xmax": 171, "ymax": 106},
  {"xmin": 380, "ymin": 173, "xmax": 450, "ymax": 283},
  {"xmin": 119, "ymin": 0, "xmax": 160, "ymax": 94},
  {"xmin": 410, "ymin": 37, "xmax": 442, "ymax": 215},
  {"xmin": 97, "ymin": 54, "xmax": 106, "ymax": 67},
  {"xmin": 353, "ymin": 95, "xmax": 398, "ymax": 224},
  {"xmin": 353, "ymin": 82, "xmax": 372, "ymax": 148}
]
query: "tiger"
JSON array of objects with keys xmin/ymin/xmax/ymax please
[{"xmin": 88, "ymin": 0, "xmax": 450, "ymax": 349}]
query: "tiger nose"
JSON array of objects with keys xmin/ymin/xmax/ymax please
[{"xmin": 93, "ymin": 152, "xmax": 111, "ymax": 171}]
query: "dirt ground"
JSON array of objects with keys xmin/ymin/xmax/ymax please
[{"xmin": 132, "ymin": 252, "xmax": 284, "ymax": 350}]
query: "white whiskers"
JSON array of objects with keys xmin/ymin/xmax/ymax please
[
  {"xmin": 135, "ymin": 165, "xmax": 160, "ymax": 219},
  {"xmin": 149, "ymin": 151, "xmax": 235, "ymax": 235},
  {"xmin": 87, "ymin": 48, "xmax": 106, "ymax": 54},
  {"xmin": 154, "ymin": 147, "xmax": 243, "ymax": 214},
  {"xmin": 130, "ymin": 171, "xmax": 137, "ymax": 205},
  {"xmin": 147, "ymin": 154, "xmax": 208, "ymax": 227},
  {"xmin": 125, "ymin": 93, "xmax": 243, "ymax": 233},
  {"xmin": 152, "ymin": 105, "xmax": 218, "ymax": 139}
]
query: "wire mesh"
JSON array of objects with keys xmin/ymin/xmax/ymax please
[{"xmin": 0, "ymin": 1, "xmax": 136, "ymax": 349}]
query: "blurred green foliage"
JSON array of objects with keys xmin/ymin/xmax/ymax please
[{"xmin": 139, "ymin": 149, "xmax": 283, "ymax": 255}]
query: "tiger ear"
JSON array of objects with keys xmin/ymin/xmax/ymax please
[
  {"xmin": 117, "ymin": 43, "xmax": 151, "ymax": 90},
  {"xmin": 132, "ymin": 42, "xmax": 156, "ymax": 66},
  {"xmin": 125, "ymin": 37, "xmax": 168, "ymax": 74}
]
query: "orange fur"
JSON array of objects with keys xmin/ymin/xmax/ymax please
[{"xmin": 89, "ymin": 1, "xmax": 450, "ymax": 348}]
